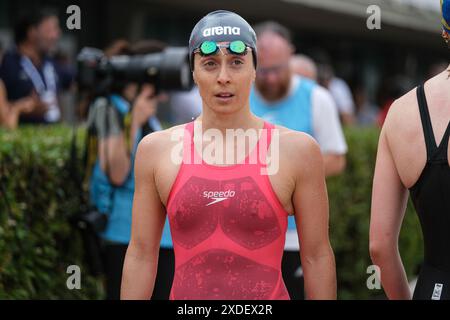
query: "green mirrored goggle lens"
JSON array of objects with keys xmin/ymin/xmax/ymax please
[
  {"xmin": 198, "ymin": 40, "xmax": 248, "ymax": 56},
  {"xmin": 200, "ymin": 41, "xmax": 218, "ymax": 55},
  {"xmin": 229, "ymin": 40, "xmax": 246, "ymax": 54}
]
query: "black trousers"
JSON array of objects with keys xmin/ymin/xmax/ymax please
[
  {"xmin": 151, "ymin": 248, "xmax": 175, "ymax": 300},
  {"xmin": 104, "ymin": 243, "xmax": 128, "ymax": 300},
  {"xmin": 281, "ymin": 250, "xmax": 305, "ymax": 300}
]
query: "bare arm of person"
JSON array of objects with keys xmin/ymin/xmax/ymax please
[
  {"xmin": 0, "ymin": 80, "xmax": 36, "ymax": 129},
  {"xmin": 121, "ymin": 134, "xmax": 166, "ymax": 299},
  {"xmin": 97, "ymin": 115, "xmax": 131, "ymax": 186},
  {"xmin": 369, "ymin": 125, "xmax": 411, "ymax": 299},
  {"xmin": 323, "ymin": 153, "xmax": 346, "ymax": 177},
  {"xmin": 292, "ymin": 133, "xmax": 337, "ymax": 299},
  {"xmin": 98, "ymin": 85, "xmax": 158, "ymax": 185}
]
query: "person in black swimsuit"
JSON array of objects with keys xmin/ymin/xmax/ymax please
[{"xmin": 369, "ymin": 0, "xmax": 450, "ymax": 300}]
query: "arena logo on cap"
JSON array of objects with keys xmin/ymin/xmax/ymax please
[{"xmin": 202, "ymin": 26, "xmax": 240, "ymax": 37}]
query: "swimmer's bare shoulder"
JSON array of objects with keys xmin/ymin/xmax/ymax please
[
  {"xmin": 378, "ymin": 86, "xmax": 427, "ymax": 187},
  {"xmin": 134, "ymin": 124, "xmax": 188, "ymax": 205},
  {"xmin": 136, "ymin": 124, "xmax": 186, "ymax": 162},
  {"xmin": 384, "ymin": 73, "xmax": 447, "ymax": 148},
  {"xmin": 383, "ymin": 87, "xmax": 421, "ymax": 144},
  {"xmin": 273, "ymin": 124, "xmax": 325, "ymax": 179}
]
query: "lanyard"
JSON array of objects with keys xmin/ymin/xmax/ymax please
[{"xmin": 20, "ymin": 56, "xmax": 56, "ymax": 95}]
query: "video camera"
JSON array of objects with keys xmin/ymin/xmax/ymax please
[{"xmin": 77, "ymin": 46, "xmax": 193, "ymax": 95}]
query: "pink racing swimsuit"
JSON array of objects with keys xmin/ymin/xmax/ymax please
[{"xmin": 166, "ymin": 121, "xmax": 290, "ymax": 300}]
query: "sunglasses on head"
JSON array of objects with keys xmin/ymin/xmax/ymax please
[{"xmin": 194, "ymin": 40, "xmax": 250, "ymax": 56}]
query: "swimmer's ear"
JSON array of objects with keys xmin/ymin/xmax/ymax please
[{"xmin": 192, "ymin": 70, "xmax": 198, "ymax": 85}]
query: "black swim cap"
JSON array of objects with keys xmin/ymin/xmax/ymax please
[{"xmin": 188, "ymin": 10, "xmax": 257, "ymax": 70}]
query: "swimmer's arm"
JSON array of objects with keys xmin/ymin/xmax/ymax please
[
  {"xmin": 370, "ymin": 127, "xmax": 411, "ymax": 300},
  {"xmin": 121, "ymin": 135, "xmax": 166, "ymax": 300},
  {"xmin": 293, "ymin": 136, "xmax": 337, "ymax": 300}
]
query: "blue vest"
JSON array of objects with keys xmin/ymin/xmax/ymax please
[{"xmin": 250, "ymin": 76, "xmax": 316, "ymax": 231}]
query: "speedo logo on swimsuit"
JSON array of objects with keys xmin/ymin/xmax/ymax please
[
  {"xmin": 202, "ymin": 26, "xmax": 240, "ymax": 37},
  {"xmin": 203, "ymin": 190, "xmax": 236, "ymax": 206}
]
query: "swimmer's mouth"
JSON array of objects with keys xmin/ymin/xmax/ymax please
[{"xmin": 215, "ymin": 92, "xmax": 234, "ymax": 98}]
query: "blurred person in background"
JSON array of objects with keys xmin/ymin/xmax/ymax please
[
  {"xmin": 0, "ymin": 10, "xmax": 63, "ymax": 124},
  {"xmin": 318, "ymin": 63, "xmax": 356, "ymax": 126},
  {"xmin": 291, "ymin": 54, "xmax": 318, "ymax": 82},
  {"xmin": 250, "ymin": 21, "xmax": 346, "ymax": 300},
  {"xmin": 370, "ymin": 0, "xmax": 450, "ymax": 300},
  {"xmin": 1, "ymin": 38, "xmax": 36, "ymax": 128},
  {"xmin": 251, "ymin": 22, "xmax": 347, "ymax": 177},
  {"xmin": 87, "ymin": 39, "xmax": 164, "ymax": 300},
  {"xmin": 0, "ymin": 38, "xmax": 38, "ymax": 129},
  {"xmin": 353, "ymin": 84, "xmax": 379, "ymax": 127}
]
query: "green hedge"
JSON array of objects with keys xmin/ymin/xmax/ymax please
[
  {"xmin": 0, "ymin": 125, "xmax": 103, "ymax": 299},
  {"xmin": 0, "ymin": 125, "xmax": 423, "ymax": 299}
]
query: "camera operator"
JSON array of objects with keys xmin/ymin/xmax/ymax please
[{"xmin": 87, "ymin": 40, "xmax": 164, "ymax": 300}]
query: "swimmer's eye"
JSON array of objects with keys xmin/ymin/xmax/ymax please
[
  {"xmin": 231, "ymin": 59, "xmax": 244, "ymax": 66},
  {"xmin": 203, "ymin": 60, "xmax": 218, "ymax": 68}
]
